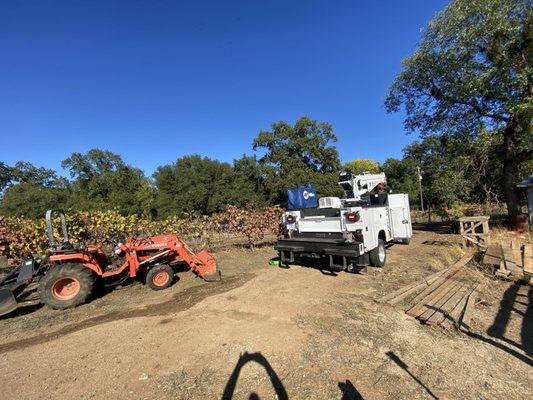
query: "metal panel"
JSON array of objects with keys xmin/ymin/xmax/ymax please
[
  {"xmin": 298, "ymin": 217, "xmax": 343, "ymax": 233},
  {"xmin": 388, "ymin": 194, "xmax": 412, "ymax": 240},
  {"xmin": 361, "ymin": 209, "xmax": 377, "ymax": 251}
]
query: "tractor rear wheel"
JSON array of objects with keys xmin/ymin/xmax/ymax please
[
  {"xmin": 38, "ymin": 264, "xmax": 94, "ymax": 309},
  {"xmin": 146, "ymin": 264, "xmax": 174, "ymax": 291}
]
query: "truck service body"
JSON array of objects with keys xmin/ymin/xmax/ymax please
[{"xmin": 275, "ymin": 172, "xmax": 413, "ymax": 271}]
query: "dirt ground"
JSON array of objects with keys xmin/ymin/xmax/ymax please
[{"xmin": 0, "ymin": 228, "xmax": 531, "ymax": 400}]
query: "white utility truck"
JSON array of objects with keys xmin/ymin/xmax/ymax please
[{"xmin": 275, "ymin": 171, "xmax": 412, "ymax": 272}]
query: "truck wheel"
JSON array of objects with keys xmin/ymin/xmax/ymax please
[
  {"xmin": 146, "ymin": 265, "xmax": 174, "ymax": 291},
  {"xmin": 369, "ymin": 239, "xmax": 387, "ymax": 267},
  {"xmin": 38, "ymin": 264, "xmax": 94, "ymax": 309}
]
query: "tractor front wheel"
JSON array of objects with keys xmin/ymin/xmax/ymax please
[
  {"xmin": 38, "ymin": 264, "xmax": 94, "ymax": 309},
  {"xmin": 146, "ymin": 265, "xmax": 174, "ymax": 291}
]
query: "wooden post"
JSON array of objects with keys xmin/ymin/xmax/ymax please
[
  {"xmin": 417, "ymin": 166, "xmax": 424, "ymax": 212},
  {"xmin": 523, "ymin": 245, "xmax": 532, "ymax": 285}
]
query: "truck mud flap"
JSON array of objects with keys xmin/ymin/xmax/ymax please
[
  {"xmin": 325, "ymin": 250, "xmax": 369, "ymax": 271},
  {"xmin": 279, "ymin": 250, "xmax": 295, "ymax": 263},
  {"xmin": 275, "ymin": 244, "xmax": 305, "ymax": 264},
  {"xmin": 327, "ymin": 255, "xmax": 347, "ymax": 271}
]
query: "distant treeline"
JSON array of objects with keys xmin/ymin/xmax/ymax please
[{"xmin": 1, "ymin": 116, "xmax": 529, "ymax": 220}]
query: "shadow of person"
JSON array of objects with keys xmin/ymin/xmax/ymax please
[
  {"xmin": 338, "ymin": 379, "xmax": 364, "ymax": 400},
  {"xmin": 222, "ymin": 351, "xmax": 288, "ymax": 400}
]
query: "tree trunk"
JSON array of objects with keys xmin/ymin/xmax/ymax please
[
  {"xmin": 502, "ymin": 156, "xmax": 520, "ymax": 218},
  {"xmin": 502, "ymin": 123, "xmax": 521, "ymax": 222}
]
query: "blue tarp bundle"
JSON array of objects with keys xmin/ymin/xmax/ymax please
[{"xmin": 287, "ymin": 184, "xmax": 318, "ymax": 210}]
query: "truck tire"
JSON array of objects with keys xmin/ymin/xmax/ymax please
[
  {"xmin": 38, "ymin": 263, "xmax": 94, "ymax": 309},
  {"xmin": 146, "ymin": 264, "xmax": 174, "ymax": 290},
  {"xmin": 369, "ymin": 239, "xmax": 386, "ymax": 267}
]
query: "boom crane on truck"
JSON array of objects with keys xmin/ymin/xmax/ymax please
[{"xmin": 276, "ymin": 171, "xmax": 413, "ymax": 272}]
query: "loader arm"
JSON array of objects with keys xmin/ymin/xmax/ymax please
[
  {"xmin": 129, "ymin": 234, "xmax": 221, "ymax": 281},
  {"xmin": 170, "ymin": 238, "xmax": 221, "ymax": 281}
]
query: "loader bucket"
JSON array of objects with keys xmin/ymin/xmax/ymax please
[
  {"xmin": 195, "ymin": 250, "xmax": 221, "ymax": 281},
  {"xmin": 0, "ymin": 288, "xmax": 18, "ymax": 317}
]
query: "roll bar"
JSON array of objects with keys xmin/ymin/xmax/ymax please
[{"xmin": 45, "ymin": 209, "xmax": 69, "ymax": 246}]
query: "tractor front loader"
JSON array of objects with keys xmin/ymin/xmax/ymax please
[
  {"xmin": 0, "ymin": 210, "xmax": 221, "ymax": 316},
  {"xmin": 0, "ymin": 255, "xmax": 42, "ymax": 316}
]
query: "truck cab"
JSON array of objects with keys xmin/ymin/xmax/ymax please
[{"xmin": 275, "ymin": 171, "xmax": 412, "ymax": 272}]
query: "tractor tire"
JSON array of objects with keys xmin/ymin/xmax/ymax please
[
  {"xmin": 146, "ymin": 264, "xmax": 174, "ymax": 291},
  {"xmin": 38, "ymin": 263, "xmax": 94, "ymax": 309},
  {"xmin": 369, "ymin": 239, "xmax": 387, "ymax": 268}
]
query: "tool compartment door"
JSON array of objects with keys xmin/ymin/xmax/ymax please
[{"xmin": 388, "ymin": 194, "xmax": 412, "ymax": 240}]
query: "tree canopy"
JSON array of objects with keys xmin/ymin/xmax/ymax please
[
  {"xmin": 62, "ymin": 150, "xmax": 153, "ymax": 216},
  {"xmin": 381, "ymin": 157, "xmax": 419, "ymax": 206},
  {"xmin": 62, "ymin": 149, "xmax": 125, "ymax": 182},
  {"xmin": 0, "ymin": 182, "xmax": 70, "ymax": 219},
  {"xmin": 253, "ymin": 116, "xmax": 342, "ymax": 203},
  {"xmin": 0, "ymin": 161, "xmax": 69, "ymax": 218},
  {"xmin": 343, "ymin": 159, "xmax": 380, "ymax": 174},
  {"xmin": 386, "ymin": 0, "xmax": 532, "ymax": 217},
  {"xmin": 154, "ymin": 154, "xmax": 265, "ymax": 217}
]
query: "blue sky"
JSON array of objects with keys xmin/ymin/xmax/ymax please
[{"xmin": 1, "ymin": 0, "xmax": 449, "ymax": 176}]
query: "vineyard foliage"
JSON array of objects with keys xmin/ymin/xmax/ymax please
[{"xmin": 0, "ymin": 205, "xmax": 283, "ymax": 262}]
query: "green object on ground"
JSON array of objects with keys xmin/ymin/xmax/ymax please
[{"xmin": 268, "ymin": 258, "xmax": 280, "ymax": 266}]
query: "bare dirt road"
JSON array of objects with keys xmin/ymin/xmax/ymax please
[{"xmin": 0, "ymin": 230, "xmax": 531, "ymax": 399}]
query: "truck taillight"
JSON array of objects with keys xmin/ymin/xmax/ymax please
[
  {"xmin": 286, "ymin": 215, "xmax": 295, "ymax": 223},
  {"xmin": 346, "ymin": 212, "xmax": 360, "ymax": 222}
]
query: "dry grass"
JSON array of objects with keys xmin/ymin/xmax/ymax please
[{"xmin": 489, "ymin": 226, "xmax": 531, "ymax": 246}]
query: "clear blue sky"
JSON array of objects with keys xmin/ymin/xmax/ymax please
[{"xmin": 1, "ymin": 0, "xmax": 449, "ymax": 176}]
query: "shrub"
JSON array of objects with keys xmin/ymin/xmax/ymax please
[{"xmin": 0, "ymin": 206, "xmax": 284, "ymax": 263}]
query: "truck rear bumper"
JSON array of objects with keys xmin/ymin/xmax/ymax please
[
  {"xmin": 275, "ymin": 237, "xmax": 369, "ymax": 270},
  {"xmin": 275, "ymin": 237, "xmax": 363, "ymax": 256}
]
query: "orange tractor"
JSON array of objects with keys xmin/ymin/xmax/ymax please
[{"xmin": 0, "ymin": 210, "xmax": 220, "ymax": 315}]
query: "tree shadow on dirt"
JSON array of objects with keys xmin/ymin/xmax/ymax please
[
  {"xmin": 386, "ymin": 351, "xmax": 439, "ymax": 400},
  {"xmin": 422, "ymin": 240, "xmax": 457, "ymax": 247},
  {"xmin": 221, "ymin": 351, "xmax": 288, "ymax": 400},
  {"xmin": 430, "ymin": 281, "xmax": 533, "ymax": 366},
  {"xmin": 471, "ymin": 282, "xmax": 533, "ymax": 366},
  {"xmin": 412, "ymin": 222, "xmax": 453, "ymax": 234},
  {"xmin": 421, "ymin": 282, "xmax": 533, "ymax": 366},
  {"xmin": 338, "ymin": 379, "xmax": 364, "ymax": 400}
]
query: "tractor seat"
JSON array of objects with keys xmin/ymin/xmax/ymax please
[{"xmin": 50, "ymin": 242, "xmax": 85, "ymax": 254}]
